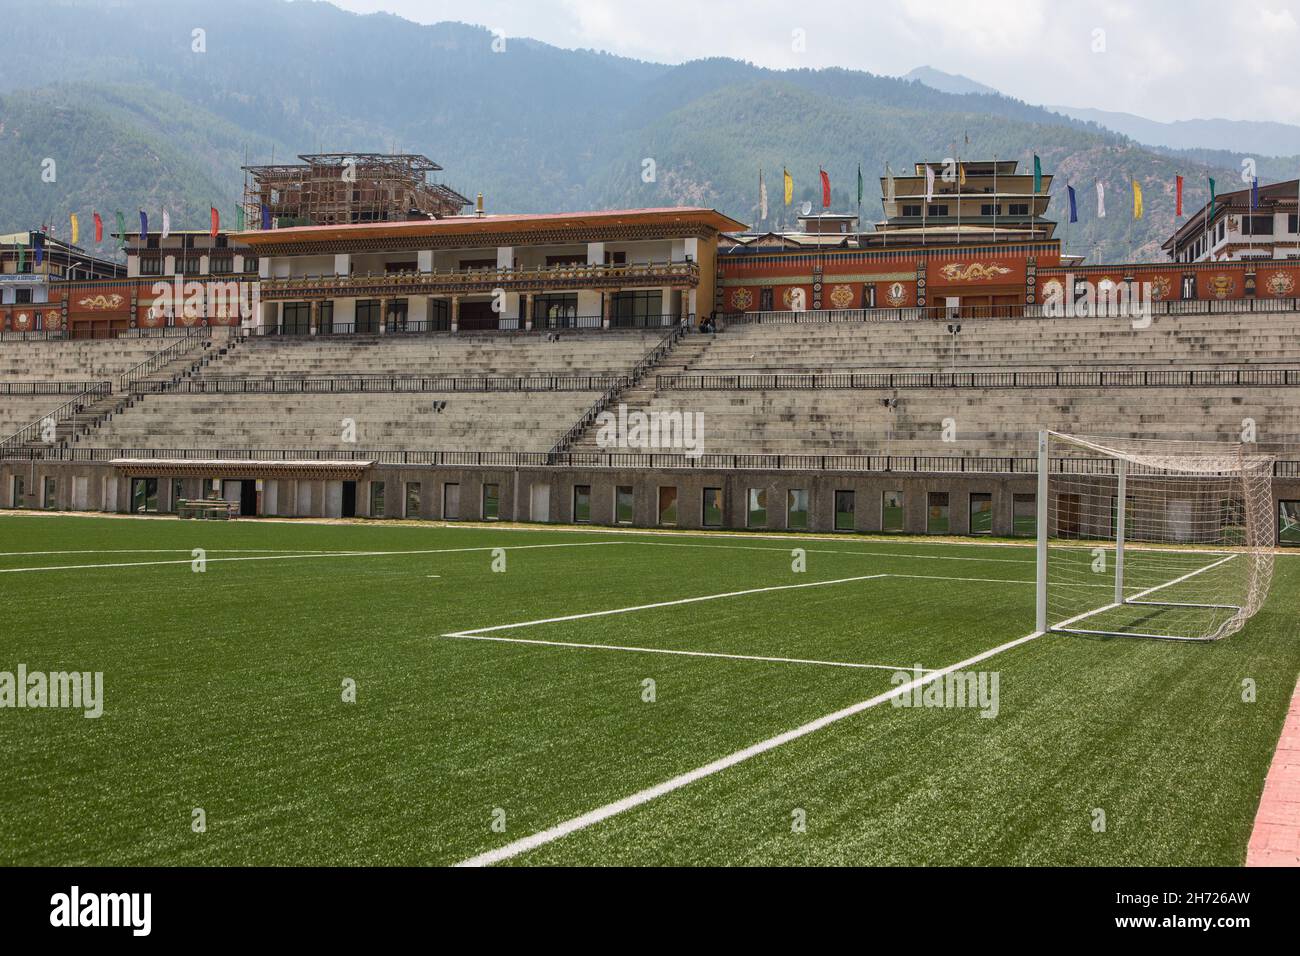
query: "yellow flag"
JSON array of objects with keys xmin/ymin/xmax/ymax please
[
  {"xmin": 783, "ymin": 168, "xmax": 793, "ymax": 206},
  {"xmin": 1132, "ymin": 179, "xmax": 1143, "ymax": 219},
  {"xmin": 70, "ymin": 213, "xmax": 79, "ymax": 244},
  {"xmin": 958, "ymin": 162, "xmax": 967, "ymax": 187}
]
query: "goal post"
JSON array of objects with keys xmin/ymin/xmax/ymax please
[{"xmin": 1035, "ymin": 430, "xmax": 1276, "ymax": 642}]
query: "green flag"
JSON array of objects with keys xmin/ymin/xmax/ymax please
[
  {"xmin": 1208, "ymin": 177, "xmax": 1216, "ymax": 214},
  {"xmin": 1033, "ymin": 155, "xmax": 1042, "ymax": 194},
  {"xmin": 857, "ymin": 163, "xmax": 863, "ymax": 207},
  {"xmin": 17, "ymin": 238, "xmax": 25, "ymax": 272},
  {"xmin": 114, "ymin": 210, "xmax": 127, "ymax": 249},
  {"xmin": 236, "ymin": 205, "xmax": 246, "ymax": 231}
]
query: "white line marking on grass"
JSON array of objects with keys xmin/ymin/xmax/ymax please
[
  {"xmin": 635, "ymin": 541, "xmax": 1034, "ymax": 565},
  {"xmin": 455, "ymin": 626, "xmax": 1048, "ymax": 867},
  {"xmin": 884, "ymin": 573, "xmax": 1115, "ymax": 589},
  {"xmin": 0, "ymin": 541, "xmax": 628, "ymax": 574},
  {"xmin": 1047, "ymin": 553, "xmax": 1239, "ymax": 631},
  {"xmin": 442, "ymin": 632, "xmax": 925, "ymax": 672},
  {"xmin": 442, "ymin": 574, "xmax": 890, "ymax": 636}
]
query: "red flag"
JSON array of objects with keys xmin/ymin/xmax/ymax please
[
  {"xmin": 93, "ymin": 211, "xmax": 103, "ymax": 243},
  {"xmin": 210, "ymin": 206, "xmax": 220, "ymax": 238},
  {"xmin": 819, "ymin": 169, "xmax": 831, "ymax": 208},
  {"xmin": 1175, "ymin": 175, "xmax": 1183, "ymax": 217}
]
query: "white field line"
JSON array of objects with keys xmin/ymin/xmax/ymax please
[
  {"xmin": 1125, "ymin": 553, "xmax": 1238, "ymax": 602},
  {"xmin": 0, "ymin": 540, "xmax": 628, "ymax": 574},
  {"xmin": 1048, "ymin": 553, "xmax": 1238, "ymax": 631},
  {"xmin": 455, "ymin": 626, "xmax": 1048, "ymax": 867},
  {"xmin": 883, "ymin": 573, "xmax": 1115, "ymax": 589},
  {"xmin": 442, "ymin": 574, "xmax": 892, "ymax": 637},
  {"xmin": 636, "ymin": 541, "xmax": 1034, "ymax": 565},
  {"xmin": 0, "ymin": 548, "xmax": 365, "ymax": 557},
  {"xmin": 441, "ymin": 633, "xmax": 926, "ymax": 673}
]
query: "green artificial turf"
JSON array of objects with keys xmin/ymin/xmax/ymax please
[{"xmin": 0, "ymin": 513, "xmax": 1295, "ymax": 866}]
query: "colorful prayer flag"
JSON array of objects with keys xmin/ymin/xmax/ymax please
[
  {"xmin": 783, "ymin": 168, "xmax": 793, "ymax": 207},
  {"xmin": 1067, "ymin": 185, "xmax": 1077, "ymax": 223},
  {"xmin": 819, "ymin": 169, "xmax": 831, "ymax": 208},
  {"xmin": 1033, "ymin": 155, "xmax": 1042, "ymax": 194},
  {"xmin": 1096, "ymin": 181, "xmax": 1106, "ymax": 218},
  {"xmin": 93, "ymin": 211, "xmax": 103, "ymax": 244},
  {"xmin": 69, "ymin": 213, "xmax": 79, "ymax": 245},
  {"xmin": 210, "ymin": 206, "xmax": 220, "ymax": 238},
  {"xmin": 1175, "ymin": 175, "xmax": 1184, "ymax": 217},
  {"xmin": 1132, "ymin": 179, "xmax": 1143, "ymax": 219}
]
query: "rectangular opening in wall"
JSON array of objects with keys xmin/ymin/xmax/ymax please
[
  {"xmin": 787, "ymin": 489, "xmax": 809, "ymax": 529},
  {"xmin": 969, "ymin": 492, "xmax": 993, "ymax": 535},
  {"xmin": 615, "ymin": 485, "xmax": 634, "ymax": 525},
  {"xmin": 443, "ymin": 482, "xmax": 460, "ymax": 521},
  {"xmin": 882, "ymin": 490, "xmax": 904, "ymax": 532},
  {"xmin": 834, "ymin": 490, "xmax": 855, "ymax": 531},
  {"xmin": 530, "ymin": 484, "xmax": 550, "ymax": 522},
  {"xmin": 482, "ymin": 483, "xmax": 500, "ymax": 521},
  {"xmin": 171, "ymin": 478, "xmax": 184, "ymax": 513},
  {"xmin": 658, "ymin": 486, "xmax": 678, "ymax": 526},
  {"xmin": 42, "ymin": 476, "xmax": 57, "ymax": 510},
  {"xmin": 927, "ymin": 492, "xmax": 950, "ymax": 534},
  {"xmin": 1013, "ymin": 493, "xmax": 1036, "ymax": 537},
  {"xmin": 1280, "ymin": 500, "xmax": 1300, "ymax": 547},
  {"xmin": 131, "ymin": 477, "xmax": 158, "ymax": 514},
  {"xmin": 702, "ymin": 487, "xmax": 723, "ymax": 527},
  {"xmin": 369, "ymin": 481, "xmax": 385, "ymax": 518},
  {"xmin": 573, "ymin": 485, "xmax": 591, "ymax": 523},
  {"xmin": 747, "ymin": 488, "xmax": 767, "ymax": 528},
  {"xmin": 405, "ymin": 482, "xmax": 421, "ymax": 519},
  {"xmin": 11, "ymin": 475, "xmax": 25, "ymax": 508}
]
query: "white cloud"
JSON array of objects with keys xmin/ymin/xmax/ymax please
[{"xmin": 328, "ymin": 0, "xmax": 1300, "ymax": 125}]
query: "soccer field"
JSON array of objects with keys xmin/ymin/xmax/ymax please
[{"xmin": 1, "ymin": 513, "xmax": 1297, "ymax": 866}]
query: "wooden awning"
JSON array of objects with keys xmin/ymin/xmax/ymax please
[{"xmin": 110, "ymin": 458, "xmax": 374, "ymax": 480}]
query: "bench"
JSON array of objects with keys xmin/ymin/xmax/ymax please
[{"xmin": 177, "ymin": 498, "xmax": 237, "ymax": 520}]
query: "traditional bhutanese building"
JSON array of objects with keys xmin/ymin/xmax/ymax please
[
  {"xmin": 0, "ymin": 231, "xmax": 123, "ymax": 336},
  {"xmin": 1163, "ymin": 178, "xmax": 1300, "ymax": 263},
  {"xmin": 236, "ymin": 206, "xmax": 745, "ymax": 334},
  {"xmin": 718, "ymin": 159, "xmax": 1059, "ymax": 315}
]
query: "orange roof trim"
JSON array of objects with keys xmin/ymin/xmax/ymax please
[{"xmin": 236, "ymin": 207, "xmax": 747, "ymax": 245}]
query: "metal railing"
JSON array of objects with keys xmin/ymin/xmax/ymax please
[
  {"xmin": 657, "ymin": 367, "xmax": 1300, "ymax": 391},
  {"xmin": 547, "ymin": 320, "xmax": 689, "ymax": 456},
  {"xmin": 6, "ymin": 444, "xmax": 1297, "ymax": 479},
  {"xmin": 720, "ymin": 297, "xmax": 1300, "ymax": 328},
  {"xmin": 118, "ymin": 330, "xmax": 210, "ymax": 390},
  {"xmin": 129, "ymin": 375, "xmax": 626, "ymax": 395},
  {"xmin": 0, "ymin": 382, "xmax": 112, "ymax": 448},
  {"xmin": 258, "ymin": 259, "xmax": 700, "ymax": 298},
  {"xmin": 0, "ymin": 381, "xmax": 106, "ymax": 396}
]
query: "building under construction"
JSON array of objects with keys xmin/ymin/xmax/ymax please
[{"xmin": 241, "ymin": 153, "xmax": 470, "ymax": 228}]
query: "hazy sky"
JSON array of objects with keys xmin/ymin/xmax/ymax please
[{"xmin": 321, "ymin": 0, "xmax": 1300, "ymax": 126}]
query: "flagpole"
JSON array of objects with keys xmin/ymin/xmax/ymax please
[{"xmin": 992, "ymin": 155, "xmax": 998, "ymax": 244}]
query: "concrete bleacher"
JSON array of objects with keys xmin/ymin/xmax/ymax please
[
  {"xmin": 85, "ymin": 392, "xmax": 601, "ymax": 452},
  {"xmin": 572, "ymin": 312, "xmax": 1300, "ymax": 459},
  {"xmin": 0, "ymin": 337, "xmax": 179, "ymax": 380},
  {"xmin": 687, "ymin": 312, "xmax": 1300, "ymax": 371},
  {"xmin": 199, "ymin": 331, "xmax": 664, "ymax": 380}
]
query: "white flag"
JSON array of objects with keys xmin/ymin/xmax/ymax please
[
  {"xmin": 886, "ymin": 162, "xmax": 896, "ymax": 204},
  {"xmin": 759, "ymin": 170, "xmax": 768, "ymax": 221},
  {"xmin": 925, "ymin": 164, "xmax": 935, "ymax": 204},
  {"xmin": 1095, "ymin": 182, "xmax": 1106, "ymax": 219},
  {"xmin": 161, "ymin": 208, "xmax": 170, "ymax": 239}
]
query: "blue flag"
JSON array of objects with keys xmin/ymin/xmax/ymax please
[
  {"xmin": 1251, "ymin": 177, "xmax": 1259, "ymax": 210},
  {"xmin": 139, "ymin": 210, "xmax": 148, "ymax": 240},
  {"xmin": 33, "ymin": 233, "xmax": 44, "ymax": 266},
  {"xmin": 1067, "ymin": 185, "xmax": 1078, "ymax": 223},
  {"xmin": 261, "ymin": 204, "xmax": 271, "ymax": 230}
]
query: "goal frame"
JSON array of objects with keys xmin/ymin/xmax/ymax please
[{"xmin": 1034, "ymin": 429, "xmax": 1272, "ymax": 643}]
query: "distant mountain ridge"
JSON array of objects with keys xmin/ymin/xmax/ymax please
[
  {"xmin": 0, "ymin": 0, "xmax": 1297, "ymax": 264},
  {"xmin": 1046, "ymin": 105, "xmax": 1300, "ymax": 159},
  {"xmin": 902, "ymin": 67, "xmax": 999, "ymax": 97}
]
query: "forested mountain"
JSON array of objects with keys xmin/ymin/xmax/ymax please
[{"xmin": 1, "ymin": 0, "xmax": 1294, "ymax": 263}]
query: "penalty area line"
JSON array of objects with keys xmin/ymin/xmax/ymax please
[{"xmin": 455, "ymin": 625, "xmax": 1047, "ymax": 867}]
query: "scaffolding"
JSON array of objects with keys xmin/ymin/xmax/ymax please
[{"xmin": 241, "ymin": 153, "xmax": 469, "ymax": 229}]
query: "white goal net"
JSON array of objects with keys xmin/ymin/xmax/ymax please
[{"xmin": 1036, "ymin": 431, "xmax": 1275, "ymax": 642}]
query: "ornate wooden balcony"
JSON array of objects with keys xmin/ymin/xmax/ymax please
[{"xmin": 259, "ymin": 259, "xmax": 700, "ymax": 300}]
